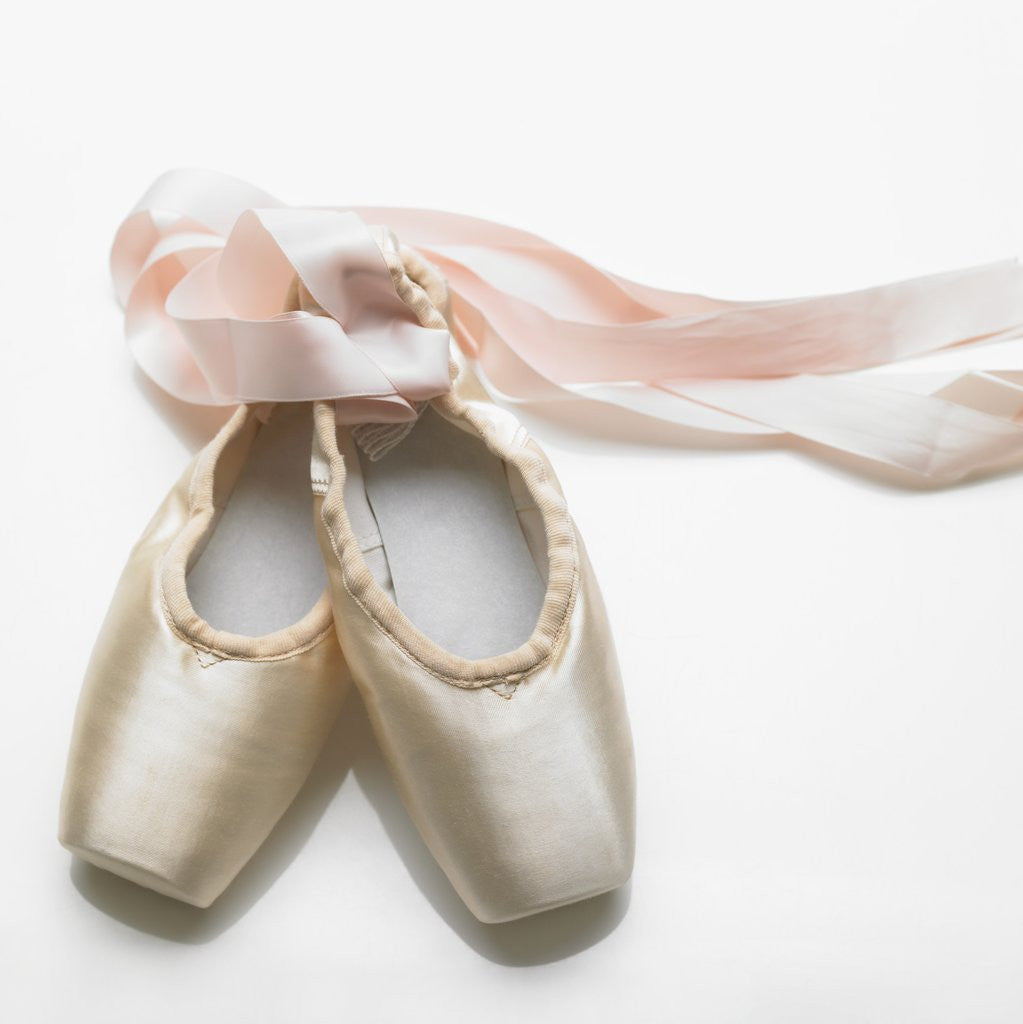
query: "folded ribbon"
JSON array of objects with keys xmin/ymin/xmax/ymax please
[
  {"xmin": 114, "ymin": 169, "xmax": 1023, "ymax": 477},
  {"xmin": 114, "ymin": 175, "xmax": 450, "ymax": 424}
]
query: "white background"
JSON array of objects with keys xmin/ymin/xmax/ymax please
[{"xmin": 3, "ymin": 1, "xmax": 1023, "ymax": 1021}]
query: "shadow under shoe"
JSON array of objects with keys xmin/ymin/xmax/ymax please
[{"xmin": 60, "ymin": 403, "xmax": 349, "ymax": 908}]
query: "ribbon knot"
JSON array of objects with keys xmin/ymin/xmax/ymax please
[{"xmin": 117, "ymin": 190, "xmax": 452, "ymax": 424}]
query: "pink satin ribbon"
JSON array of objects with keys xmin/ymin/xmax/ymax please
[
  {"xmin": 114, "ymin": 173, "xmax": 450, "ymax": 423},
  {"xmin": 114, "ymin": 169, "xmax": 1023, "ymax": 477}
]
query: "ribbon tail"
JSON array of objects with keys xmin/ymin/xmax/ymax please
[{"xmin": 113, "ymin": 171, "xmax": 1023, "ymax": 480}]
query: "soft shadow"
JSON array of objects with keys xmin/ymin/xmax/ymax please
[
  {"xmin": 132, "ymin": 350, "xmax": 1023, "ymax": 497},
  {"xmin": 95, "ymin": 364, "xmax": 628, "ymax": 954},
  {"xmin": 71, "ymin": 688, "xmax": 629, "ymax": 957},
  {"xmin": 346, "ymin": 693, "xmax": 631, "ymax": 966},
  {"xmin": 70, "ymin": 704, "xmax": 358, "ymax": 943},
  {"xmin": 781, "ymin": 431, "xmax": 1023, "ymax": 494},
  {"xmin": 510, "ymin": 395, "xmax": 1023, "ymax": 495},
  {"xmin": 131, "ymin": 364, "xmax": 235, "ymax": 453},
  {"xmin": 511, "ymin": 396, "xmax": 785, "ymax": 457}
]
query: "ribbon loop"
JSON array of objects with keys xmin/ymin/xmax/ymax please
[
  {"xmin": 114, "ymin": 169, "xmax": 1023, "ymax": 479},
  {"xmin": 117, "ymin": 188, "xmax": 452, "ymax": 422}
]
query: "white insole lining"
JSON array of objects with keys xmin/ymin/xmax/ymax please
[
  {"xmin": 349, "ymin": 407, "xmax": 548, "ymax": 661},
  {"xmin": 188, "ymin": 404, "xmax": 326, "ymax": 636}
]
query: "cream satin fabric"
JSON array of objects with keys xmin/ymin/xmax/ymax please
[
  {"xmin": 59, "ymin": 407, "xmax": 349, "ymax": 907},
  {"xmin": 61, "ymin": 213, "xmax": 637, "ymax": 920},
  {"xmin": 309, "ymin": 246, "xmax": 635, "ymax": 921},
  {"xmin": 113, "ymin": 168, "xmax": 1023, "ymax": 480},
  {"xmin": 313, "ymin": 392, "xmax": 635, "ymax": 923}
]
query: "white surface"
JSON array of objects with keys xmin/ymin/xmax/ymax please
[{"xmin": 3, "ymin": 1, "xmax": 1023, "ymax": 1020}]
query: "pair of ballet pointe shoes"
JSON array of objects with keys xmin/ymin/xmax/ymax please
[{"xmin": 59, "ymin": 245, "xmax": 635, "ymax": 924}]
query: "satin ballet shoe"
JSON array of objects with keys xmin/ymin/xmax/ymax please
[
  {"xmin": 312, "ymin": 323, "xmax": 636, "ymax": 922},
  {"xmin": 59, "ymin": 402, "xmax": 348, "ymax": 908}
]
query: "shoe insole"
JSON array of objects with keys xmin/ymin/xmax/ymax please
[
  {"xmin": 357, "ymin": 407, "xmax": 547, "ymax": 660},
  {"xmin": 188, "ymin": 404, "xmax": 326, "ymax": 636}
]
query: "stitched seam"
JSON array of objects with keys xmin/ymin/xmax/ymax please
[
  {"xmin": 158, "ymin": 539, "xmax": 336, "ymax": 664},
  {"xmin": 160, "ymin": 573, "xmax": 336, "ymax": 662},
  {"xmin": 316, "ymin": 246, "xmax": 578, "ymax": 688},
  {"xmin": 321, "ymin": 471, "xmax": 580, "ymax": 690},
  {"xmin": 157, "ymin": 407, "xmax": 337, "ymax": 663},
  {"xmin": 486, "ymin": 684, "xmax": 518, "ymax": 701}
]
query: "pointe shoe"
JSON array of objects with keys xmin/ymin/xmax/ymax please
[
  {"xmin": 310, "ymin": 249, "xmax": 635, "ymax": 923},
  {"xmin": 59, "ymin": 402, "xmax": 348, "ymax": 908}
]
